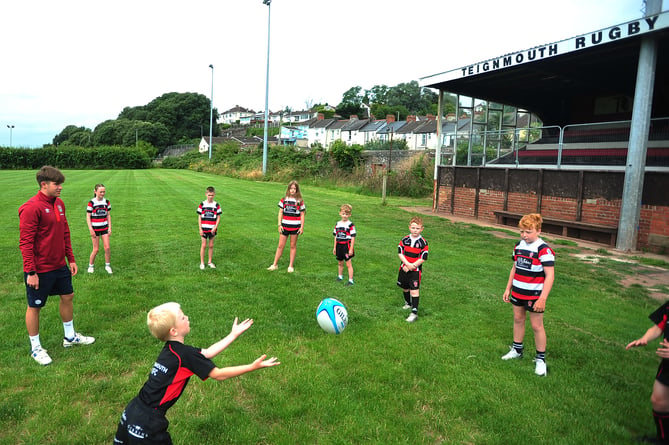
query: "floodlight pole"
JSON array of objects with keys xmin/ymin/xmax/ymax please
[
  {"xmin": 209, "ymin": 64, "xmax": 214, "ymax": 160},
  {"xmin": 7, "ymin": 125, "xmax": 14, "ymax": 147},
  {"xmin": 262, "ymin": 0, "xmax": 272, "ymax": 175}
]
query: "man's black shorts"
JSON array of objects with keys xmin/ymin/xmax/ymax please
[{"xmin": 25, "ymin": 265, "xmax": 73, "ymax": 308}]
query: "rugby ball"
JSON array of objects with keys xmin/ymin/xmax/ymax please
[{"xmin": 316, "ymin": 298, "xmax": 348, "ymax": 334}]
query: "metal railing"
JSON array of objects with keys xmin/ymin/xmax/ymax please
[{"xmin": 444, "ymin": 117, "xmax": 669, "ymax": 169}]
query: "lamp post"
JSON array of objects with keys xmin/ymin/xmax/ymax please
[
  {"xmin": 208, "ymin": 64, "xmax": 214, "ymax": 160},
  {"xmin": 262, "ymin": 0, "xmax": 272, "ymax": 175},
  {"xmin": 7, "ymin": 125, "xmax": 14, "ymax": 147}
]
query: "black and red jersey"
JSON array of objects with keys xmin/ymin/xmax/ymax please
[
  {"xmin": 197, "ymin": 200, "xmax": 221, "ymax": 233},
  {"xmin": 86, "ymin": 197, "xmax": 111, "ymax": 232},
  {"xmin": 650, "ymin": 302, "xmax": 669, "ymax": 340},
  {"xmin": 137, "ymin": 341, "xmax": 216, "ymax": 413},
  {"xmin": 279, "ymin": 197, "xmax": 305, "ymax": 232},
  {"xmin": 510, "ymin": 238, "xmax": 555, "ymax": 300},
  {"xmin": 333, "ymin": 220, "xmax": 356, "ymax": 244},
  {"xmin": 398, "ymin": 235, "xmax": 428, "ymax": 271}
]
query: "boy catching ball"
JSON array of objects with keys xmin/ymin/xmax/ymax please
[{"xmin": 114, "ymin": 302, "xmax": 280, "ymax": 444}]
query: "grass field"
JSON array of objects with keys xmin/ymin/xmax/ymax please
[{"xmin": 0, "ymin": 168, "xmax": 667, "ymax": 444}]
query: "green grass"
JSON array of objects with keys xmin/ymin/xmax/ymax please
[{"xmin": 0, "ymin": 169, "xmax": 665, "ymax": 444}]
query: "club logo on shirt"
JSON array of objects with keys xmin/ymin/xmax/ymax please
[{"xmin": 517, "ymin": 257, "xmax": 533, "ymax": 269}]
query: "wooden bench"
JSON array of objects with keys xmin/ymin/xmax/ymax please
[{"xmin": 493, "ymin": 211, "xmax": 618, "ymax": 246}]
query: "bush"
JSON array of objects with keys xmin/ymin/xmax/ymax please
[{"xmin": 0, "ymin": 146, "xmax": 151, "ymax": 169}]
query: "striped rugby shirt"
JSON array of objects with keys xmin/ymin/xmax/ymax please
[
  {"xmin": 279, "ymin": 197, "xmax": 305, "ymax": 233},
  {"xmin": 511, "ymin": 237, "xmax": 555, "ymax": 300},
  {"xmin": 197, "ymin": 200, "xmax": 221, "ymax": 233},
  {"xmin": 86, "ymin": 197, "xmax": 111, "ymax": 232},
  {"xmin": 398, "ymin": 234, "xmax": 428, "ymax": 271}
]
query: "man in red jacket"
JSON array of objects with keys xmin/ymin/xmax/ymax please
[{"xmin": 19, "ymin": 166, "xmax": 95, "ymax": 365}]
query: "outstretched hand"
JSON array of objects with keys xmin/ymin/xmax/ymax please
[
  {"xmin": 253, "ymin": 354, "xmax": 281, "ymax": 369},
  {"xmin": 626, "ymin": 338, "xmax": 649, "ymax": 350},
  {"xmin": 231, "ymin": 317, "xmax": 254, "ymax": 337}
]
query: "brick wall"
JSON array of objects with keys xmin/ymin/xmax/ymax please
[{"xmin": 436, "ymin": 166, "xmax": 669, "ymax": 252}]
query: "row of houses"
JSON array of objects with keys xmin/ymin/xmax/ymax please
[
  {"xmin": 219, "ymin": 105, "xmax": 335, "ymax": 126},
  {"xmin": 200, "ymin": 113, "xmax": 472, "ymax": 153}
]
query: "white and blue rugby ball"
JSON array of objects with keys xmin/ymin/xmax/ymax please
[{"xmin": 316, "ymin": 298, "xmax": 348, "ymax": 334}]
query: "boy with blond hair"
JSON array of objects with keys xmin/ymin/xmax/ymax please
[
  {"xmin": 501, "ymin": 213, "xmax": 555, "ymax": 376},
  {"xmin": 333, "ymin": 204, "xmax": 356, "ymax": 286},
  {"xmin": 114, "ymin": 302, "xmax": 280, "ymax": 444}
]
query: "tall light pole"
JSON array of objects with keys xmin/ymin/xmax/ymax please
[
  {"xmin": 262, "ymin": 0, "xmax": 272, "ymax": 175},
  {"xmin": 209, "ymin": 64, "xmax": 214, "ymax": 160},
  {"xmin": 7, "ymin": 125, "xmax": 14, "ymax": 147}
]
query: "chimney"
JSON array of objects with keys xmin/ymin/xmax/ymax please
[
  {"xmin": 317, "ymin": 113, "xmax": 324, "ymax": 120},
  {"xmin": 407, "ymin": 115, "xmax": 416, "ymax": 123},
  {"xmin": 350, "ymin": 115, "xmax": 358, "ymax": 120},
  {"xmin": 386, "ymin": 114, "xmax": 396, "ymax": 123}
]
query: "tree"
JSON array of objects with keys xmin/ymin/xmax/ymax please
[
  {"xmin": 53, "ymin": 125, "xmax": 93, "ymax": 147},
  {"xmin": 340, "ymin": 86, "xmax": 364, "ymax": 106}
]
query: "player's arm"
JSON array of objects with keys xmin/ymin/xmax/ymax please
[
  {"xmin": 298, "ymin": 209, "xmax": 305, "ymax": 235},
  {"xmin": 349, "ymin": 236, "xmax": 355, "ymax": 254},
  {"xmin": 533, "ymin": 266, "xmax": 554, "ymax": 311},
  {"xmin": 86, "ymin": 211, "xmax": 95, "ymax": 235},
  {"xmin": 107, "ymin": 212, "xmax": 112, "ymax": 235},
  {"xmin": 627, "ymin": 325, "xmax": 663, "ymax": 349},
  {"xmin": 200, "ymin": 318, "xmax": 253, "ymax": 359},
  {"xmin": 502, "ymin": 264, "xmax": 517, "ymax": 302},
  {"xmin": 277, "ymin": 209, "xmax": 284, "ymax": 233},
  {"xmin": 208, "ymin": 354, "xmax": 280, "ymax": 381}
]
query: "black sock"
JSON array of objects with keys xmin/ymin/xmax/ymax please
[
  {"xmin": 513, "ymin": 342, "xmax": 524, "ymax": 354},
  {"xmin": 535, "ymin": 351, "xmax": 546, "ymax": 362},
  {"xmin": 411, "ymin": 296, "xmax": 419, "ymax": 313},
  {"xmin": 403, "ymin": 291, "xmax": 411, "ymax": 305},
  {"xmin": 653, "ymin": 410, "xmax": 669, "ymax": 442}
]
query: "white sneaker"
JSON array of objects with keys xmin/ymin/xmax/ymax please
[
  {"xmin": 207, "ymin": 262, "xmax": 216, "ymax": 269},
  {"xmin": 501, "ymin": 347, "xmax": 523, "ymax": 360},
  {"xmin": 267, "ymin": 264, "xmax": 277, "ymax": 271},
  {"xmin": 200, "ymin": 263, "xmax": 205, "ymax": 270},
  {"xmin": 63, "ymin": 332, "xmax": 96, "ymax": 347},
  {"xmin": 402, "ymin": 304, "xmax": 412, "ymax": 310},
  {"xmin": 406, "ymin": 313, "xmax": 418, "ymax": 323},
  {"xmin": 534, "ymin": 359, "xmax": 547, "ymax": 376},
  {"xmin": 105, "ymin": 265, "xmax": 113, "ymax": 274},
  {"xmin": 287, "ymin": 267, "xmax": 294, "ymax": 273},
  {"xmin": 31, "ymin": 347, "xmax": 52, "ymax": 365},
  {"xmin": 87, "ymin": 265, "xmax": 94, "ymax": 273}
]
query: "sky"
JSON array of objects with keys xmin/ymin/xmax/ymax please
[{"xmin": 0, "ymin": 0, "xmax": 662, "ymax": 148}]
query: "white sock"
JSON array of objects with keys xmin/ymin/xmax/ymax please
[
  {"xmin": 29, "ymin": 335, "xmax": 41, "ymax": 351},
  {"xmin": 105, "ymin": 263, "xmax": 110, "ymax": 267},
  {"xmin": 338, "ymin": 275, "xmax": 343, "ymax": 280},
  {"xmin": 63, "ymin": 320, "xmax": 75, "ymax": 340}
]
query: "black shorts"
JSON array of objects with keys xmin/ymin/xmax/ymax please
[
  {"xmin": 201, "ymin": 230, "xmax": 216, "ymax": 239},
  {"xmin": 657, "ymin": 361, "xmax": 669, "ymax": 387},
  {"xmin": 510, "ymin": 295, "xmax": 542, "ymax": 313},
  {"xmin": 93, "ymin": 229, "xmax": 109, "ymax": 236},
  {"xmin": 397, "ymin": 268, "xmax": 421, "ymax": 290},
  {"xmin": 280, "ymin": 227, "xmax": 300, "ymax": 236},
  {"xmin": 25, "ymin": 265, "xmax": 74, "ymax": 308},
  {"xmin": 114, "ymin": 397, "xmax": 172, "ymax": 445},
  {"xmin": 335, "ymin": 243, "xmax": 354, "ymax": 261}
]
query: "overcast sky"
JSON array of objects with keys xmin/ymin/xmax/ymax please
[{"xmin": 1, "ymin": 0, "xmax": 662, "ymax": 147}]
